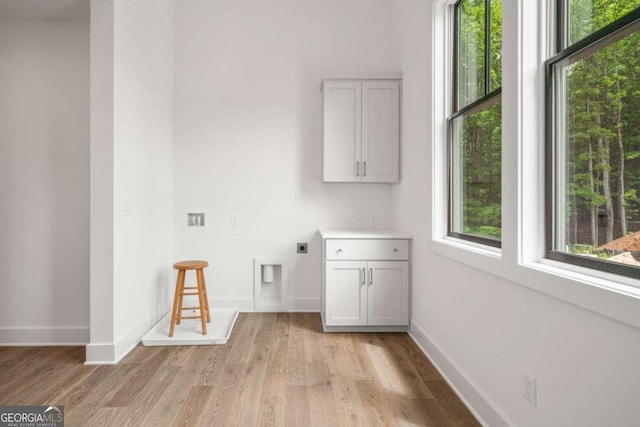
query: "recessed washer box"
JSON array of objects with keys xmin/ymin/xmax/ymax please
[{"xmin": 184, "ymin": 209, "xmax": 207, "ymax": 228}]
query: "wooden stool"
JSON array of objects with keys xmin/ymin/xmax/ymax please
[{"xmin": 169, "ymin": 260, "xmax": 211, "ymax": 337}]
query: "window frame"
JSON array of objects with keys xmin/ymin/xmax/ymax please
[
  {"xmin": 545, "ymin": 6, "xmax": 640, "ymax": 279},
  {"xmin": 432, "ymin": 0, "xmax": 640, "ymax": 335},
  {"xmin": 448, "ymin": 0, "xmax": 503, "ymax": 248}
]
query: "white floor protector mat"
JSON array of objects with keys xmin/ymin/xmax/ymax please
[{"xmin": 141, "ymin": 306, "xmax": 239, "ymax": 346}]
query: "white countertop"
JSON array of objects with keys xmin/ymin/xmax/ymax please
[{"xmin": 318, "ymin": 229, "xmax": 412, "ymax": 239}]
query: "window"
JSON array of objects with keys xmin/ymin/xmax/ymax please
[
  {"xmin": 449, "ymin": 0, "xmax": 502, "ymax": 247},
  {"xmin": 547, "ymin": 3, "xmax": 640, "ymax": 277}
]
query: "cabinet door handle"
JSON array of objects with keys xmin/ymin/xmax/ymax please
[
  {"xmin": 361, "ymin": 268, "xmax": 366, "ymax": 285},
  {"xmin": 363, "ymin": 161, "xmax": 367, "ymax": 177},
  {"xmin": 369, "ymin": 268, "xmax": 373, "ymax": 285},
  {"xmin": 356, "ymin": 161, "xmax": 360, "ymax": 177}
]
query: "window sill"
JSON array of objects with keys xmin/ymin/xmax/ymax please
[
  {"xmin": 433, "ymin": 236, "xmax": 501, "ymax": 258},
  {"xmin": 430, "ymin": 236, "xmax": 504, "ymax": 281}
]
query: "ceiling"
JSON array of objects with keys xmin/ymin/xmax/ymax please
[{"xmin": 0, "ymin": 0, "xmax": 89, "ymax": 20}]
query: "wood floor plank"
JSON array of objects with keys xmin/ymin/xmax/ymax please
[
  {"xmin": 0, "ymin": 347, "xmax": 69, "ymax": 402},
  {"xmin": 254, "ymin": 312, "xmax": 277, "ymax": 344},
  {"xmin": 425, "ymin": 381, "xmax": 481, "ymax": 427},
  {"xmin": 350, "ymin": 333, "xmax": 382, "ymax": 381},
  {"xmin": 110, "ymin": 367, "xmax": 180, "ymax": 427},
  {"xmin": 120, "ymin": 343, "xmax": 167, "ymax": 365},
  {"xmin": 412, "ymin": 398, "xmax": 454, "ymax": 427},
  {"xmin": 84, "ymin": 407, "xmax": 125, "ymax": 426},
  {"xmin": 285, "ymin": 385, "xmax": 311, "ymax": 427},
  {"xmin": 325, "ymin": 343, "xmax": 369, "ymax": 426},
  {"xmin": 304, "ymin": 313, "xmax": 328, "ymax": 363},
  {"xmin": 55, "ymin": 365, "xmax": 116, "ymax": 410},
  {"xmin": 226, "ymin": 313, "xmax": 261, "ymax": 364},
  {"xmin": 228, "ymin": 336, "xmax": 273, "ymax": 426},
  {"xmin": 0, "ymin": 346, "xmax": 33, "ymax": 365},
  {"xmin": 257, "ymin": 339, "xmax": 288, "ymax": 427},
  {"xmin": 172, "ymin": 385, "xmax": 214, "ymax": 426},
  {"xmin": 388, "ymin": 333, "xmax": 445, "ymax": 382},
  {"xmin": 141, "ymin": 346, "xmax": 216, "ymax": 426},
  {"xmin": 306, "ymin": 361, "xmax": 338, "ymax": 427},
  {"xmin": 358, "ymin": 334, "xmax": 427, "ymax": 426},
  {"xmin": 373, "ymin": 333, "xmax": 433, "ymax": 399},
  {"xmin": 274, "ymin": 312, "xmax": 290, "ymax": 341},
  {"xmin": 286, "ymin": 332, "xmax": 307, "ymax": 385},
  {"xmin": 65, "ymin": 404, "xmax": 104, "ymax": 427},
  {"xmin": 196, "ymin": 362, "xmax": 245, "ymax": 426},
  {"xmin": 195, "ymin": 345, "xmax": 231, "ymax": 386},
  {"xmin": 35, "ymin": 365, "xmax": 98, "ymax": 406},
  {"xmin": 162, "ymin": 343, "xmax": 197, "ymax": 368},
  {"xmin": 33, "ymin": 357, "xmax": 98, "ymax": 405},
  {"xmin": 0, "ymin": 314, "xmax": 480, "ymax": 427},
  {"xmin": 355, "ymin": 378, "xmax": 397, "ymax": 427},
  {"xmin": 68, "ymin": 364, "xmax": 138, "ymax": 408},
  {"xmin": 7, "ymin": 347, "xmax": 88, "ymax": 405},
  {"xmin": 105, "ymin": 347, "xmax": 171, "ymax": 407}
]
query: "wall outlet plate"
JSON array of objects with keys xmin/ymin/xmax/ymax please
[{"xmin": 297, "ymin": 243, "xmax": 308, "ymax": 254}]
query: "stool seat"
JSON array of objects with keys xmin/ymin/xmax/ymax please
[
  {"xmin": 173, "ymin": 260, "xmax": 209, "ymax": 270},
  {"xmin": 169, "ymin": 260, "xmax": 211, "ymax": 337}
]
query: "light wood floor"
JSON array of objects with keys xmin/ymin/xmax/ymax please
[{"xmin": 0, "ymin": 313, "xmax": 480, "ymax": 426}]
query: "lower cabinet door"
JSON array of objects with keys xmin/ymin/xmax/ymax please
[
  {"xmin": 367, "ymin": 261, "xmax": 409, "ymax": 326},
  {"xmin": 325, "ymin": 261, "xmax": 367, "ymax": 326}
]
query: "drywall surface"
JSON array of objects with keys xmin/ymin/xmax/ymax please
[
  {"xmin": 0, "ymin": 19, "xmax": 89, "ymax": 344},
  {"xmin": 173, "ymin": 0, "xmax": 399, "ymax": 310},
  {"xmin": 112, "ymin": 0, "xmax": 175, "ymax": 358},
  {"xmin": 88, "ymin": 0, "xmax": 115, "ymax": 361},
  {"xmin": 392, "ymin": 0, "xmax": 640, "ymax": 425},
  {"xmin": 87, "ymin": 0, "xmax": 174, "ymax": 363}
]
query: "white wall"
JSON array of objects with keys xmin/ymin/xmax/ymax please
[
  {"xmin": 173, "ymin": 0, "xmax": 400, "ymax": 311},
  {"xmin": 392, "ymin": 1, "xmax": 640, "ymax": 426},
  {"xmin": 87, "ymin": 0, "xmax": 174, "ymax": 364},
  {"xmin": 0, "ymin": 18, "xmax": 89, "ymax": 344}
]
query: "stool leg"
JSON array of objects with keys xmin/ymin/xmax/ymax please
[
  {"xmin": 199, "ymin": 268, "xmax": 211, "ymax": 323},
  {"xmin": 196, "ymin": 268, "xmax": 208, "ymax": 335},
  {"xmin": 169, "ymin": 269, "xmax": 185, "ymax": 337},
  {"xmin": 176, "ymin": 271, "xmax": 186, "ymax": 325}
]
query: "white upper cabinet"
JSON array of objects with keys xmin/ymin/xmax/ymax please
[{"xmin": 322, "ymin": 79, "xmax": 400, "ymax": 183}]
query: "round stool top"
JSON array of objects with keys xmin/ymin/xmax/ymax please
[{"xmin": 173, "ymin": 260, "xmax": 209, "ymax": 270}]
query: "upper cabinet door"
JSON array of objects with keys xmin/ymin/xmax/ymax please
[
  {"xmin": 322, "ymin": 81, "xmax": 362, "ymax": 183},
  {"xmin": 361, "ymin": 81, "xmax": 400, "ymax": 183}
]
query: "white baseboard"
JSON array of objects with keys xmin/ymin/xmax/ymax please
[
  {"xmin": 85, "ymin": 315, "xmax": 163, "ymax": 365},
  {"xmin": 85, "ymin": 342, "xmax": 116, "ymax": 365},
  {"xmin": 409, "ymin": 320, "xmax": 513, "ymax": 427},
  {"xmin": 113, "ymin": 317, "xmax": 157, "ymax": 363},
  {"xmin": 288, "ymin": 297, "xmax": 320, "ymax": 312},
  {"xmin": 0, "ymin": 326, "xmax": 89, "ymax": 345}
]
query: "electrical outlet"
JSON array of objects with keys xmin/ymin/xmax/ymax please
[{"xmin": 522, "ymin": 371, "xmax": 537, "ymax": 407}]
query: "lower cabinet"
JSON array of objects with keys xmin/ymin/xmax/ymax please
[{"xmin": 324, "ymin": 260, "xmax": 409, "ymax": 328}]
